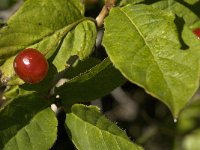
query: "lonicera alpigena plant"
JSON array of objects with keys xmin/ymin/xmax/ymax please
[{"xmin": 0, "ymin": 0, "xmax": 200, "ymax": 149}]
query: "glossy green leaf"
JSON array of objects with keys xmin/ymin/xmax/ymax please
[
  {"xmin": 103, "ymin": 4, "xmax": 200, "ymax": 118},
  {"xmin": 66, "ymin": 104, "xmax": 143, "ymax": 150},
  {"xmin": 0, "ymin": 93, "xmax": 52, "ymax": 149},
  {"xmin": 52, "ymin": 20, "xmax": 97, "ymax": 72},
  {"xmin": 55, "ymin": 58, "xmax": 126, "ymax": 104},
  {"xmin": 3, "ymin": 108, "xmax": 57, "ymax": 150}
]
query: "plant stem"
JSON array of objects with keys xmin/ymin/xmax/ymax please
[{"xmin": 96, "ymin": 0, "xmax": 115, "ymax": 27}]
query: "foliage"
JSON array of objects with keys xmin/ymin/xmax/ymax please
[{"xmin": 0, "ymin": 0, "xmax": 200, "ymax": 149}]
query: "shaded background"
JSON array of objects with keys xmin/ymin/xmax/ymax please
[{"xmin": 1, "ymin": 0, "xmax": 200, "ymax": 150}]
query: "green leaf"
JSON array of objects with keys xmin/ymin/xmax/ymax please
[
  {"xmin": 64, "ymin": 57, "xmax": 101, "ymax": 79},
  {"xmin": 0, "ymin": 93, "xmax": 53, "ymax": 149},
  {"xmin": 152, "ymin": 1, "xmax": 200, "ymax": 58},
  {"xmin": 0, "ymin": 0, "xmax": 89, "ymax": 84},
  {"xmin": 0, "ymin": 0, "xmax": 84, "ymax": 60},
  {"xmin": 66, "ymin": 104, "xmax": 143, "ymax": 150},
  {"xmin": 152, "ymin": 1, "xmax": 199, "ymax": 26},
  {"xmin": 55, "ymin": 58, "xmax": 126, "ymax": 104},
  {"xmin": 3, "ymin": 86, "xmax": 20, "ymax": 100},
  {"xmin": 3, "ymin": 85, "xmax": 32, "ymax": 100},
  {"xmin": 52, "ymin": 20, "xmax": 97, "ymax": 72},
  {"xmin": 3, "ymin": 108, "xmax": 57, "ymax": 150},
  {"xmin": 102, "ymin": 4, "xmax": 200, "ymax": 118}
]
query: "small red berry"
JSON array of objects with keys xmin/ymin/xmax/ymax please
[
  {"xmin": 13, "ymin": 48, "xmax": 48, "ymax": 84},
  {"xmin": 193, "ymin": 28, "xmax": 200, "ymax": 39}
]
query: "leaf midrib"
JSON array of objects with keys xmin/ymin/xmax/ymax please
[{"xmin": 119, "ymin": 7, "xmax": 174, "ymax": 102}]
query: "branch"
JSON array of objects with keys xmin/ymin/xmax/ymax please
[{"xmin": 96, "ymin": 0, "xmax": 116, "ymax": 27}]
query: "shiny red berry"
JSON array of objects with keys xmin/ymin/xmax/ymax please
[
  {"xmin": 13, "ymin": 48, "xmax": 49, "ymax": 84},
  {"xmin": 193, "ymin": 28, "xmax": 200, "ymax": 39}
]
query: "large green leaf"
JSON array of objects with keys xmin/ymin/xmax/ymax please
[
  {"xmin": 102, "ymin": 4, "xmax": 200, "ymax": 118},
  {"xmin": 66, "ymin": 104, "xmax": 143, "ymax": 150},
  {"xmin": 55, "ymin": 58, "xmax": 126, "ymax": 104},
  {"xmin": 3, "ymin": 108, "xmax": 57, "ymax": 150},
  {"xmin": 0, "ymin": 93, "xmax": 54, "ymax": 149}
]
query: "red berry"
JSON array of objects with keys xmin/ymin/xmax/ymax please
[
  {"xmin": 193, "ymin": 28, "xmax": 200, "ymax": 39},
  {"xmin": 13, "ymin": 48, "xmax": 48, "ymax": 84}
]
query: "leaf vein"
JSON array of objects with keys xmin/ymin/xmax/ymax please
[
  {"xmin": 85, "ymin": 123, "xmax": 92, "ymax": 150},
  {"xmin": 24, "ymin": 127, "xmax": 34, "ymax": 150},
  {"xmin": 99, "ymin": 131, "xmax": 109, "ymax": 150},
  {"xmin": 119, "ymin": 8, "xmax": 174, "ymax": 102}
]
